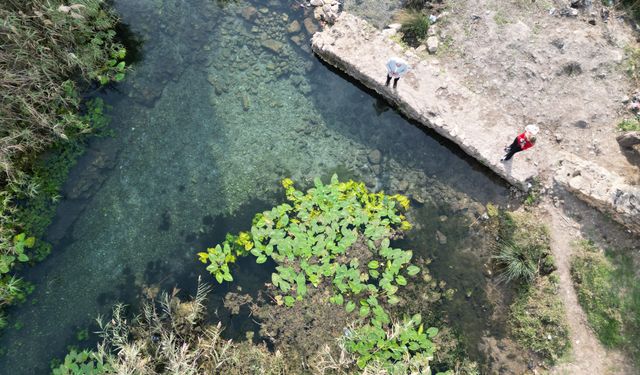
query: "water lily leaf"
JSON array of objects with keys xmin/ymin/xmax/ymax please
[
  {"xmin": 396, "ymin": 275, "xmax": 407, "ymax": 286},
  {"xmin": 407, "ymin": 265, "xmax": 420, "ymax": 276},
  {"xmin": 284, "ymin": 296, "xmax": 295, "ymax": 307},
  {"xmin": 345, "ymin": 301, "xmax": 356, "ymax": 313},
  {"xmin": 359, "ymin": 305, "xmax": 370, "ymax": 317},
  {"xmin": 426, "ymin": 327, "xmax": 439, "ymax": 338},
  {"xmin": 296, "ymin": 273, "xmax": 307, "ymax": 297},
  {"xmin": 214, "ymin": 273, "xmax": 224, "ymax": 284}
]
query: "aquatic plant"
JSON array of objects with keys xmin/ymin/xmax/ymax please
[
  {"xmin": 200, "ymin": 176, "xmax": 416, "ymax": 312},
  {"xmin": 345, "ymin": 313, "xmax": 437, "ymax": 370},
  {"xmin": 51, "ymin": 349, "xmax": 110, "ymax": 375},
  {"xmin": 200, "ymin": 176, "xmax": 443, "ymax": 370}
]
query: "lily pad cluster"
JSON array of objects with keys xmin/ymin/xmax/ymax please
[
  {"xmin": 199, "ymin": 176, "xmax": 441, "ymax": 370},
  {"xmin": 346, "ymin": 313, "xmax": 438, "ymax": 370}
]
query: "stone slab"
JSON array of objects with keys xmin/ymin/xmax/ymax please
[
  {"xmin": 311, "ymin": 12, "xmax": 538, "ymax": 190},
  {"xmin": 555, "ymin": 152, "xmax": 640, "ymax": 234}
]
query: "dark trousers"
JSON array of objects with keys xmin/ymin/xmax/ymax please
[
  {"xmin": 386, "ymin": 75, "xmax": 400, "ymax": 87},
  {"xmin": 503, "ymin": 138, "xmax": 522, "ymax": 160}
]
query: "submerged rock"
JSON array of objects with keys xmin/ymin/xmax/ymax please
[
  {"xmin": 368, "ymin": 149, "xmax": 382, "ymax": 164},
  {"xmin": 288, "ymin": 20, "xmax": 301, "ymax": 34},
  {"xmin": 304, "ymin": 17, "xmax": 319, "ymax": 35},
  {"xmin": 261, "ymin": 39, "xmax": 284, "ymax": 53},
  {"xmin": 242, "ymin": 93, "xmax": 251, "ymax": 111},
  {"xmin": 240, "ymin": 6, "xmax": 258, "ymax": 21},
  {"xmin": 435, "ymin": 230, "xmax": 447, "ymax": 244}
]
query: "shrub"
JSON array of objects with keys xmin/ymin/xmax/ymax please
[
  {"xmin": 0, "ymin": 0, "xmax": 124, "ymax": 319},
  {"xmin": 0, "ymin": 0, "xmax": 125, "ymax": 182},
  {"xmin": 492, "ymin": 212, "xmax": 554, "ymax": 284},
  {"xmin": 395, "ymin": 10, "xmax": 430, "ymax": 47},
  {"xmin": 509, "ymin": 276, "xmax": 571, "ymax": 363}
]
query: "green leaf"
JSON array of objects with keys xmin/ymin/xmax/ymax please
[
  {"xmin": 116, "ymin": 61, "xmax": 126, "ymax": 71},
  {"xmin": 215, "ymin": 273, "xmax": 224, "ymax": 284},
  {"xmin": 296, "ymin": 273, "xmax": 307, "ymax": 297},
  {"xmin": 396, "ymin": 275, "xmax": 407, "ymax": 286},
  {"xmin": 114, "ymin": 73, "xmax": 125, "ymax": 82},
  {"xmin": 407, "ymin": 265, "xmax": 420, "ymax": 276},
  {"xmin": 388, "ymin": 295, "xmax": 400, "ymax": 305},
  {"xmin": 426, "ymin": 327, "xmax": 439, "ymax": 338},
  {"xmin": 272, "ymin": 273, "xmax": 281, "ymax": 287},
  {"xmin": 24, "ymin": 237, "xmax": 35, "ymax": 248},
  {"xmin": 17, "ymin": 253, "xmax": 29, "ymax": 262},
  {"xmin": 367, "ymin": 260, "xmax": 379, "ymax": 269},
  {"xmin": 256, "ymin": 255, "xmax": 267, "ymax": 264},
  {"xmin": 345, "ymin": 301, "xmax": 356, "ymax": 313},
  {"xmin": 359, "ymin": 305, "xmax": 370, "ymax": 317},
  {"xmin": 284, "ymin": 296, "xmax": 295, "ymax": 307}
]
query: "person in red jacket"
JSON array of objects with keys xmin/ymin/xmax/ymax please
[{"xmin": 501, "ymin": 125, "xmax": 539, "ymax": 162}]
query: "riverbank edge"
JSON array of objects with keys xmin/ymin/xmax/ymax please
[{"xmin": 310, "ymin": 12, "xmax": 640, "ymax": 235}]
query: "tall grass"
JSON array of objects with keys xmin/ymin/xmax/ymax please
[
  {"xmin": 492, "ymin": 212, "xmax": 554, "ymax": 284},
  {"xmin": 0, "ymin": 0, "xmax": 124, "ymax": 320},
  {"xmin": 53, "ymin": 281, "xmax": 298, "ymax": 374}
]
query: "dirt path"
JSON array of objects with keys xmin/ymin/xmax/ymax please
[{"xmin": 542, "ymin": 201, "xmax": 633, "ymax": 374}]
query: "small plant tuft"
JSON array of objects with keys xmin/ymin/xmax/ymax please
[{"xmin": 395, "ymin": 10, "xmax": 431, "ymax": 47}]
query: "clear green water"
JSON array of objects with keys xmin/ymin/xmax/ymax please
[{"xmin": 0, "ymin": 1, "xmax": 509, "ymax": 373}]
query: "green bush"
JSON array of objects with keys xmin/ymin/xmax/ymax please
[
  {"xmin": 509, "ymin": 275, "xmax": 571, "ymax": 363},
  {"xmin": 492, "ymin": 212, "xmax": 554, "ymax": 284},
  {"xmin": 395, "ymin": 10, "xmax": 431, "ymax": 47}
]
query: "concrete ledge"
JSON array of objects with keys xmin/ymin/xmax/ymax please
[
  {"xmin": 555, "ymin": 153, "xmax": 640, "ymax": 234},
  {"xmin": 311, "ymin": 12, "xmax": 538, "ymax": 190}
]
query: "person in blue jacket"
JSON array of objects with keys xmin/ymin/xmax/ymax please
[{"xmin": 385, "ymin": 57, "xmax": 410, "ymax": 88}]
